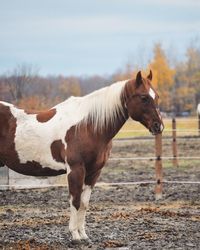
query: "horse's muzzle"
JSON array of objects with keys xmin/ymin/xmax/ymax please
[{"xmin": 150, "ymin": 121, "xmax": 164, "ymax": 135}]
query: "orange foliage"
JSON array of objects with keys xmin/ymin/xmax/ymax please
[
  {"xmin": 149, "ymin": 43, "xmax": 175, "ymax": 111},
  {"xmin": 17, "ymin": 96, "xmax": 50, "ymax": 111},
  {"xmin": 149, "ymin": 43, "xmax": 175, "ymax": 88}
]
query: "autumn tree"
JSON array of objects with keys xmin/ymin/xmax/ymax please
[
  {"xmin": 149, "ymin": 43, "xmax": 175, "ymax": 111},
  {"xmin": 17, "ymin": 95, "xmax": 48, "ymax": 110},
  {"xmin": 111, "ymin": 63, "xmax": 140, "ymax": 83},
  {"xmin": 5, "ymin": 64, "xmax": 39, "ymax": 104},
  {"xmin": 185, "ymin": 47, "xmax": 200, "ymax": 106},
  {"xmin": 174, "ymin": 63, "xmax": 193, "ymax": 114},
  {"xmin": 174, "ymin": 45, "xmax": 200, "ymax": 114},
  {"xmin": 58, "ymin": 76, "xmax": 81, "ymax": 98}
]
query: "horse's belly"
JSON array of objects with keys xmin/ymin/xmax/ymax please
[
  {"xmin": 13, "ymin": 120, "xmax": 68, "ymax": 176},
  {"xmin": 0, "ymin": 150, "xmax": 67, "ymax": 176},
  {"xmin": 8, "ymin": 160, "xmax": 67, "ymax": 176}
]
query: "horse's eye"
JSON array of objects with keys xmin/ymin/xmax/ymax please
[{"xmin": 141, "ymin": 95, "xmax": 149, "ymax": 103}]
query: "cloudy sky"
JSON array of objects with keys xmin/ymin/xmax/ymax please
[{"xmin": 0, "ymin": 0, "xmax": 200, "ymax": 76}]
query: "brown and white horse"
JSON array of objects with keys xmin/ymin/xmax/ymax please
[{"xmin": 0, "ymin": 71, "xmax": 163, "ymax": 241}]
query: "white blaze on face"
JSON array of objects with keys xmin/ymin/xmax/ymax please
[
  {"xmin": 149, "ymin": 88, "xmax": 156, "ymax": 100},
  {"xmin": 156, "ymin": 108, "xmax": 164, "ymax": 132}
]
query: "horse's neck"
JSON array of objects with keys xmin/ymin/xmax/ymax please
[
  {"xmin": 98, "ymin": 110, "xmax": 128, "ymax": 142},
  {"xmin": 109, "ymin": 117, "xmax": 127, "ymax": 140}
]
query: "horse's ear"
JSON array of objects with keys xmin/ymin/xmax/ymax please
[
  {"xmin": 136, "ymin": 71, "xmax": 142, "ymax": 88},
  {"xmin": 147, "ymin": 70, "xmax": 153, "ymax": 81}
]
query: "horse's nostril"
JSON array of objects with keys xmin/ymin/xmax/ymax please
[{"xmin": 153, "ymin": 122, "xmax": 160, "ymax": 131}]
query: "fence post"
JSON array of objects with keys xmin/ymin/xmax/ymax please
[
  {"xmin": 155, "ymin": 133, "xmax": 163, "ymax": 200},
  {"xmin": 198, "ymin": 114, "xmax": 200, "ymax": 137},
  {"xmin": 172, "ymin": 118, "xmax": 178, "ymax": 167}
]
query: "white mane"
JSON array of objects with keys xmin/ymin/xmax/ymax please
[{"xmin": 78, "ymin": 79, "xmax": 128, "ymax": 131}]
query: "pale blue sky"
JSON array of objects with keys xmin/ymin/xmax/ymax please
[{"xmin": 0, "ymin": 0, "xmax": 200, "ymax": 76}]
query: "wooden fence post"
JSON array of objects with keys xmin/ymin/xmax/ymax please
[
  {"xmin": 198, "ymin": 114, "xmax": 200, "ymax": 137},
  {"xmin": 172, "ymin": 118, "xmax": 178, "ymax": 167},
  {"xmin": 155, "ymin": 133, "xmax": 163, "ymax": 200}
]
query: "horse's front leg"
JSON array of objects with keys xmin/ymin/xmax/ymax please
[
  {"xmin": 68, "ymin": 164, "xmax": 91, "ymax": 241},
  {"xmin": 77, "ymin": 184, "xmax": 92, "ymax": 239}
]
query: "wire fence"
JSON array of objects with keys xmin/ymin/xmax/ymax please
[
  {"xmin": 0, "ymin": 117, "xmax": 200, "ymax": 195},
  {"xmin": 117, "ymin": 116, "xmax": 200, "ymax": 137},
  {"xmin": 1, "ymin": 180, "xmax": 200, "ymax": 190},
  {"xmin": 109, "ymin": 156, "xmax": 200, "ymax": 161}
]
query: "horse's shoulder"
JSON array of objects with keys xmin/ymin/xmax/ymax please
[
  {"xmin": 36, "ymin": 109, "xmax": 57, "ymax": 123},
  {"xmin": 22, "ymin": 108, "xmax": 57, "ymax": 123}
]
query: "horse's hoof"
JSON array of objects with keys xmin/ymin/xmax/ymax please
[
  {"xmin": 81, "ymin": 238, "xmax": 92, "ymax": 246},
  {"xmin": 70, "ymin": 239, "xmax": 81, "ymax": 245}
]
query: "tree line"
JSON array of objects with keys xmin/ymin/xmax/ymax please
[{"xmin": 0, "ymin": 42, "xmax": 200, "ymax": 116}]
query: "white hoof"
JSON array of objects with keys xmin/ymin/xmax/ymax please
[
  {"xmin": 79, "ymin": 229, "xmax": 89, "ymax": 240},
  {"xmin": 71, "ymin": 230, "xmax": 81, "ymax": 241}
]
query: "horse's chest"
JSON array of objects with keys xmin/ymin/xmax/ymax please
[{"xmin": 80, "ymin": 141, "xmax": 112, "ymax": 168}]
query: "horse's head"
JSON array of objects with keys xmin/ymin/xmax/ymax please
[{"xmin": 125, "ymin": 70, "xmax": 164, "ymax": 135}]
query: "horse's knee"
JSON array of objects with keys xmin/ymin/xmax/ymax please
[
  {"xmin": 71, "ymin": 186, "xmax": 91, "ymax": 210},
  {"xmin": 68, "ymin": 165, "xmax": 85, "ymax": 210},
  {"xmin": 81, "ymin": 185, "xmax": 91, "ymax": 209},
  {"xmin": 71, "ymin": 196, "xmax": 81, "ymax": 210}
]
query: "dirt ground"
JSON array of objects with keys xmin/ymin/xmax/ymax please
[{"xmin": 0, "ymin": 137, "xmax": 200, "ymax": 250}]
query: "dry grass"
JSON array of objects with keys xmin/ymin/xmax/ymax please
[{"xmin": 116, "ymin": 117, "xmax": 199, "ymax": 138}]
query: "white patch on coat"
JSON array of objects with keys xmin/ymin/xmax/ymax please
[
  {"xmin": 80, "ymin": 185, "xmax": 91, "ymax": 208},
  {"xmin": 69, "ymin": 186, "xmax": 91, "ymax": 240},
  {"xmin": 8, "ymin": 102, "xmax": 79, "ymax": 172},
  {"xmin": 1, "ymin": 79, "xmax": 128, "ymax": 173},
  {"xmin": 77, "ymin": 185, "xmax": 91, "ymax": 239},
  {"xmin": 156, "ymin": 108, "xmax": 163, "ymax": 132},
  {"xmin": 69, "ymin": 197, "xmax": 81, "ymax": 240},
  {"xmin": 149, "ymin": 88, "xmax": 156, "ymax": 99}
]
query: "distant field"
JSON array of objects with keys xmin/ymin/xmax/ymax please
[{"xmin": 116, "ymin": 117, "xmax": 199, "ymax": 138}]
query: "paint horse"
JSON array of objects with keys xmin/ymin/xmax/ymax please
[{"xmin": 0, "ymin": 71, "xmax": 163, "ymax": 241}]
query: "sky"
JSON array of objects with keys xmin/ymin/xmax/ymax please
[{"xmin": 0, "ymin": 0, "xmax": 200, "ymax": 76}]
